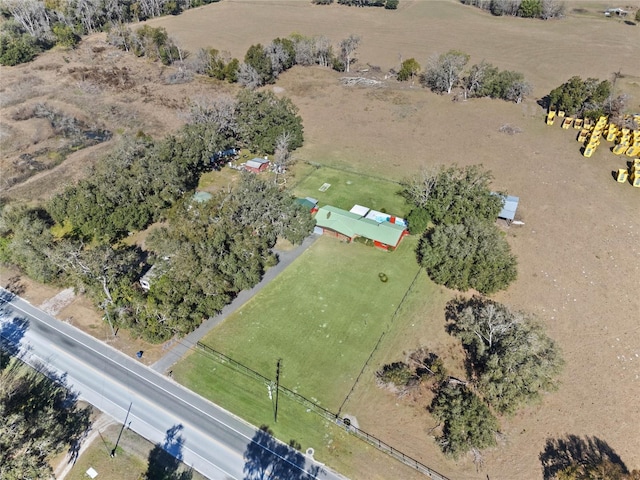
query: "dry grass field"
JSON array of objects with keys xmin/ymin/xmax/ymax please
[{"xmin": 1, "ymin": 1, "xmax": 640, "ymax": 479}]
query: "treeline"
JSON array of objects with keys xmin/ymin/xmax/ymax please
[
  {"xmin": 0, "ymin": 90, "xmax": 311, "ymax": 342},
  {"xmin": 106, "ymin": 27, "xmax": 365, "ymax": 84},
  {"xmin": 460, "ymin": 0, "xmax": 565, "ymax": 19},
  {"xmin": 0, "ymin": 0, "xmax": 221, "ymax": 65},
  {"xmin": 0, "ymin": 357, "xmax": 92, "ymax": 480},
  {"xmin": 312, "ymin": 0, "xmax": 399, "ymax": 9},
  {"xmin": 398, "ymin": 51, "xmax": 532, "ymax": 103}
]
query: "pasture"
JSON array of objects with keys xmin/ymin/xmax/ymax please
[{"xmin": 149, "ymin": 1, "xmax": 640, "ymax": 478}]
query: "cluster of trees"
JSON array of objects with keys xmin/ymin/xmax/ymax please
[
  {"xmin": 107, "ymin": 30, "xmax": 363, "ymax": 83},
  {"xmin": 547, "ymin": 76, "xmax": 628, "ymax": 120},
  {"xmin": 0, "ymin": 88, "xmax": 307, "ymax": 341},
  {"xmin": 0, "ymin": 0, "xmax": 221, "ymax": 65},
  {"xmin": 0, "ymin": 358, "xmax": 92, "ymax": 479},
  {"xmin": 401, "ymin": 165, "xmax": 517, "ymax": 295},
  {"xmin": 446, "ymin": 296, "xmax": 564, "ymax": 414},
  {"xmin": 313, "ymin": 0, "xmax": 399, "ymax": 9},
  {"xmin": 421, "ymin": 50, "xmax": 531, "ymax": 103},
  {"xmin": 460, "ymin": 0, "xmax": 565, "ymax": 19},
  {"xmin": 127, "ymin": 174, "xmax": 314, "ymax": 341},
  {"xmin": 377, "ymin": 297, "xmax": 563, "ymax": 459}
]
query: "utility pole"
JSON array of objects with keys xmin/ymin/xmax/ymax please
[
  {"xmin": 274, "ymin": 359, "xmax": 281, "ymax": 423},
  {"xmin": 111, "ymin": 402, "xmax": 132, "ymax": 457}
]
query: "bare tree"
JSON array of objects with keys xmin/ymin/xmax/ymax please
[
  {"xmin": 183, "ymin": 94, "xmax": 238, "ymax": 136},
  {"xmin": 422, "ymin": 50, "xmax": 469, "ymax": 94},
  {"xmin": 506, "ymin": 80, "xmax": 532, "ymax": 104},
  {"xmin": 339, "ymin": 34, "xmax": 361, "ymax": 73},
  {"xmin": 292, "ymin": 35, "xmax": 314, "ymax": 66},
  {"xmin": 1, "ymin": 0, "xmax": 52, "ymax": 41},
  {"xmin": 73, "ymin": 0, "xmax": 102, "ymax": 34},
  {"xmin": 400, "ymin": 166, "xmax": 439, "ymax": 208},
  {"xmin": 265, "ymin": 41, "xmax": 288, "ymax": 78},
  {"xmin": 106, "ymin": 22, "xmax": 133, "ymax": 52},
  {"xmin": 541, "ymin": 0, "xmax": 565, "ymax": 19},
  {"xmin": 237, "ymin": 63, "xmax": 262, "ymax": 89},
  {"xmin": 273, "ymin": 131, "xmax": 294, "ymax": 185},
  {"xmin": 314, "ymin": 35, "xmax": 332, "ymax": 67}
]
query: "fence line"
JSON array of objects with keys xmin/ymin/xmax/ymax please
[{"xmin": 195, "ymin": 342, "xmax": 449, "ymax": 480}]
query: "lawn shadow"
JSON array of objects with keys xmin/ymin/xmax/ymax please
[
  {"xmin": 539, "ymin": 434, "xmax": 628, "ymax": 480},
  {"xmin": 145, "ymin": 424, "xmax": 193, "ymax": 480},
  {"xmin": 243, "ymin": 425, "xmax": 321, "ymax": 480}
]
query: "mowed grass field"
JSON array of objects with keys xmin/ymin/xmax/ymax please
[
  {"xmin": 173, "ymin": 234, "xmax": 428, "ymax": 479},
  {"xmin": 292, "ymin": 163, "xmax": 408, "ymax": 216},
  {"xmin": 190, "ymin": 234, "xmax": 421, "ymax": 410}
]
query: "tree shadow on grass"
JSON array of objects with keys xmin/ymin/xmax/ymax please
[
  {"xmin": 0, "ymin": 314, "xmax": 29, "ymax": 370},
  {"xmin": 540, "ymin": 434, "xmax": 628, "ymax": 480},
  {"xmin": 145, "ymin": 424, "xmax": 193, "ymax": 480},
  {"xmin": 243, "ymin": 425, "xmax": 322, "ymax": 480}
]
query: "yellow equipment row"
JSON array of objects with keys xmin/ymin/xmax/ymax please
[{"xmin": 616, "ymin": 159, "xmax": 640, "ymax": 187}]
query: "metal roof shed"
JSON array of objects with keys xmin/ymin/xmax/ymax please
[{"xmin": 498, "ymin": 195, "xmax": 519, "ymax": 224}]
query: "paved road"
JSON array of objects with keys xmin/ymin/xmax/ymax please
[
  {"xmin": 0, "ymin": 289, "xmax": 345, "ymax": 480},
  {"xmin": 152, "ymin": 234, "xmax": 319, "ymax": 374}
]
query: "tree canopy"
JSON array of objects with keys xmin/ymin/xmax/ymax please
[
  {"xmin": 236, "ymin": 90, "xmax": 304, "ymax": 154},
  {"xmin": 446, "ymin": 296, "xmax": 564, "ymax": 414},
  {"xmin": 401, "ymin": 165, "xmax": 504, "ymax": 229},
  {"xmin": 430, "ymin": 383, "xmax": 498, "ymax": 458},
  {"xmin": 421, "ymin": 50, "xmax": 469, "ymax": 94},
  {"xmin": 548, "ymin": 76, "xmax": 613, "ymax": 117},
  {"xmin": 417, "ymin": 218, "xmax": 518, "ymax": 295},
  {"xmin": 0, "ymin": 360, "xmax": 92, "ymax": 480}
]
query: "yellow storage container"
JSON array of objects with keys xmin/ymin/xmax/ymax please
[
  {"xmin": 613, "ymin": 144, "xmax": 628, "ymax": 155},
  {"xmin": 616, "ymin": 169, "xmax": 629, "ymax": 183},
  {"xmin": 625, "ymin": 146, "xmax": 640, "ymax": 157},
  {"xmin": 583, "ymin": 145, "xmax": 595, "ymax": 157},
  {"xmin": 578, "ymin": 129, "xmax": 589, "ymax": 143},
  {"xmin": 546, "ymin": 111, "xmax": 555, "ymax": 125}
]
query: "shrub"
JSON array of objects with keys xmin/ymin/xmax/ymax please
[
  {"xmin": 377, "ymin": 362, "xmax": 414, "ymax": 387},
  {"xmin": 430, "ymin": 383, "xmax": 498, "ymax": 458}
]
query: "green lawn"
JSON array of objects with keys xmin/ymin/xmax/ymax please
[
  {"xmin": 173, "ymin": 233, "xmax": 424, "ymax": 476},
  {"xmin": 292, "ymin": 164, "xmax": 409, "ymax": 217},
  {"xmin": 194, "ymin": 234, "xmax": 421, "ymax": 411},
  {"xmin": 172, "ymin": 351, "xmax": 364, "ymax": 476}
]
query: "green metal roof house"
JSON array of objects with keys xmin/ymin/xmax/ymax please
[{"xmin": 314, "ymin": 205, "xmax": 408, "ymax": 250}]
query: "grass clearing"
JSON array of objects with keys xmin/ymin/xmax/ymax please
[
  {"xmin": 292, "ymin": 163, "xmax": 408, "ymax": 216},
  {"xmin": 66, "ymin": 424, "xmax": 205, "ymax": 480},
  {"xmin": 195, "ymin": 234, "xmax": 421, "ymax": 410}
]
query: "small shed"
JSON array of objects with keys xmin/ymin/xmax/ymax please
[
  {"xmin": 497, "ymin": 195, "xmax": 520, "ymax": 225},
  {"xmin": 245, "ymin": 158, "xmax": 270, "ymax": 173},
  {"xmin": 295, "ymin": 197, "xmax": 319, "ymax": 213}
]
